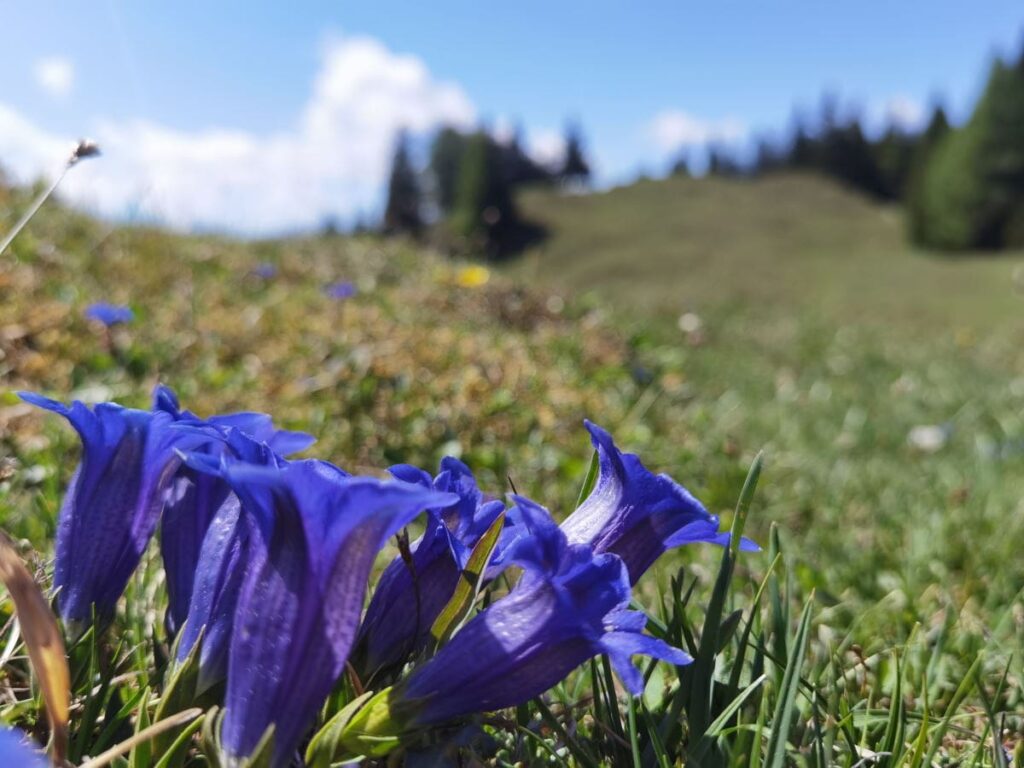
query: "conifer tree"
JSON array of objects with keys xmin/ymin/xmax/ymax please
[
  {"xmin": 451, "ymin": 131, "xmax": 519, "ymax": 256},
  {"xmin": 905, "ymin": 104, "xmax": 951, "ymax": 243},
  {"xmin": 914, "ymin": 57, "xmax": 1024, "ymax": 249},
  {"xmin": 560, "ymin": 122, "xmax": 591, "ymax": 185},
  {"xmin": 787, "ymin": 112, "xmax": 818, "ymax": 168},
  {"xmin": 874, "ymin": 123, "xmax": 917, "ymax": 200},
  {"xmin": 383, "ymin": 131, "xmax": 423, "ymax": 237},
  {"xmin": 429, "ymin": 127, "xmax": 468, "ymax": 215},
  {"xmin": 499, "ymin": 126, "xmax": 553, "ymax": 186}
]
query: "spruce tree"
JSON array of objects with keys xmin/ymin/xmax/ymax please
[
  {"xmin": 383, "ymin": 131, "xmax": 423, "ymax": 237},
  {"xmin": 499, "ymin": 126, "xmax": 553, "ymax": 186},
  {"xmin": 787, "ymin": 112, "xmax": 818, "ymax": 169},
  {"xmin": 429, "ymin": 127, "xmax": 468, "ymax": 215},
  {"xmin": 560, "ymin": 122, "xmax": 591, "ymax": 185},
  {"xmin": 670, "ymin": 152, "xmax": 692, "ymax": 177},
  {"xmin": 915, "ymin": 58, "xmax": 1024, "ymax": 249},
  {"xmin": 451, "ymin": 131, "xmax": 519, "ymax": 256},
  {"xmin": 874, "ymin": 124, "xmax": 917, "ymax": 200},
  {"xmin": 819, "ymin": 117, "xmax": 887, "ymax": 198},
  {"xmin": 905, "ymin": 104, "xmax": 951, "ymax": 243}
]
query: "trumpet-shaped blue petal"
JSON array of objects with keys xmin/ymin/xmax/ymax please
[
  {"xmin": 560, "ymin": 421, "xmax": 758, "ymax": 584},
  {"xmin": 19, "ymin": 391, "xmax": 204, "ymax": 625},
  {"xmin": 352, "ymin": 457, "xmax": 504, "ymax": 680},
  {"xmin": 153, "ymin": 385, "xmax": 314, "ymax": 635},
  {"xmin": 152, "ymin": 385, "xmax": 315, "ymax": 457},
  {"xmin": 174, "ymin": 429, "xmax": 287, "ymax": 691},
  {"xmin": 393, "ymin": 496, "xmax": 690, "ymax": 726},
  {"xmin": 0, "ymin": 728, "xmax": 48, "ymax": 768},
  {"xmin": 191, "ymin": 454, "xmax": 457, "ymax": 768},
  {"xmin": 487, "ymin": 493, "xmax": 565, "ymax": 578}
]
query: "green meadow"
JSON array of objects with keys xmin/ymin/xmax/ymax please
[{"xmin": 2, "ymin": 172, "xmax": 1024, "ymax": 764}]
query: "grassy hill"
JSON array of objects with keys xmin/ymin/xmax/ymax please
[
  {"xmin": 514, "ymin": 172, "xmax": 1024, "ymax": 334},
  {"xmin": 2, "ymin": 176, "xmax": 1024, "ymax": 763}
]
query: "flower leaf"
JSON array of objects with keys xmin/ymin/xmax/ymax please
[{"xmin": 428, "ymin": 510, "xmax": 506, "ymax": 652}]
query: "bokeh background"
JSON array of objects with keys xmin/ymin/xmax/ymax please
[{"xmin": 2, "ymin": 3, "xmax": 1024, "ymax": 761}]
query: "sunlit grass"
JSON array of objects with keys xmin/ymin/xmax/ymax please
[{"xmin": 1, "ymin": 179, "xmax": 1022, "ymax": 764}]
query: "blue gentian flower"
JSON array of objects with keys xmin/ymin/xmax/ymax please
[
  {"xmin": 252, "ymin": 262, "xmax": 277, "ymax": 279},
  {"xmin": 390, "ymin": 495, "xmax": 690, "ymax": 726},
  {"xmin": 18, "ymin": 392, "xmax": 205, "ymax": 629},
  {"xmin": 187, "ymin": 453, "xmax": 457, "ymax": 768},
  {"xmin": 0, "ymin": 728, "xmax": 48, "ymax": 768},
  {"xmin": 486, "ymin": 487, "xmax": 568, "ymax": 579},
  {"xmin": 174, "ymin": 428, "xmax": 287, "ymax": 692},
  {"xmin": 560, "ymin": 421, "xmax": 758, "ymax": 584},
  {"xmin": 153, "ymin": 385, "xmax": 314, "ymax": 636},
  {"xmin": 84, "ymin": 302, "xmax": 134, "ymax": 326},
  {"xmin": 351, "ymin": 458, "xmax": 505, "ymax": 680},
  {"xmin": 324, "ymin": 281, "xmax": 357, "ymax": 300}
]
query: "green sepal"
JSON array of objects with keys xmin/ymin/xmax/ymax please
[
  {"xmin": 201, "ymin": 706, "xmax": 275, "ymax": 768},
  {"xmin": 337, "ymin": 686, "xmax": 404, "ymax": 759},
  {"xmin": 243, "ymin": 724, "xmax": 276, "ymax": 768},
  {"xmin": 150, "ymin": 625, "xmax": 204, "ymax": 765},
  {"xmin": 199, "ymin": 706, "xmax": 223, "ymax": 768},
  {"xmin": 153, "ymin": 713, "xmax": 206, "ymax": 768},
  {"xmin": 305, "ymin": 690, "xmax": 374, "ymax": 768}
]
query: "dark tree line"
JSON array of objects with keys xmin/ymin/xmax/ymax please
[
  {"xmin": 684, "ymin": 96, "xmax": 949, "ymax": 205},
  {"xmin": 384, "ymin": 41, "xmax": 1024, "ymax": 254},
  {"xmin": 381, "ymin": 122, "xmax": 591, "ymax": 258},
  {"xmin": 681, "ymin": 40, "xmax": 1024, "ymax": 252}
]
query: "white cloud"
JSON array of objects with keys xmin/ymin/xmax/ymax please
[
  {"xmin": 648, "ymin": 110, "xmax": 747, "ymax": 153},
  {"xmin": 3, "ymin": 36, "xmax": 475, "ymax": 233},
  {"xmin": 527, "ymin": 129, "xmax": 565, "ymax": 169},
  {"xmin": 881, "ymin": 95, "xmax": 925, "ymax": 131},
  {"xmin": 34, "ymin": 57, "xmax": 75, "ymax": 98},
  {"xmin": 490, "ymin": 115, "xmax": 517, "ymax": 145},
  {"xmin": 0, "ymin": 104, "xmax": 70, "ymax": 180}
]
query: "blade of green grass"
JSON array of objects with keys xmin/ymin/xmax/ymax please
[{"xmin": 764, "ymin": 592, "xmax": 815, "ymax": 768}]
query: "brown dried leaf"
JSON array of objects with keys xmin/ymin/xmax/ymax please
[{"xmin": 0, "ymin": 531, "xmax": 69, "ymax": 765}]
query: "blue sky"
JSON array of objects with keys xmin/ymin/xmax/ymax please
[{"xmin": 2, "ymin": 1, "xmax": 1021, "ymax": 232}]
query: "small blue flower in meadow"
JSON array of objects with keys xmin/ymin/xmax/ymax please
[
  {"xmin": 252, "ymin": 262, "xmax": 277, "ymax": 279},
  {"xmin": 560, "ymin": 421, "xmax": 758, "ymax": 584},
  {"xmin": 84, "ymin": 302, "xmax": 134, "ymax": 326},
  {"xmin": 388, "ymin": 495, "xmax": 690, "ymax": 727},
  {"xmin": 0, "ymin": 728, "xmax": 48, "ymax": 767},
  {"xmin": 185, "ymin": 451, "xmax": 456, "ymax": 768},
  {"xmin": 17, "ymin": 392, "xmax": 208, "ymax": 631},
  {"xmin": 153, "ymin": 385, "xmax": 314, "ymax": 636},
  {"xmin": 351, "ymin": 458, "xmax": 505, "ymax": 679},
  {"xmin": 324, "ymin": 280, "xmax": 357, "ymax": 300}
]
